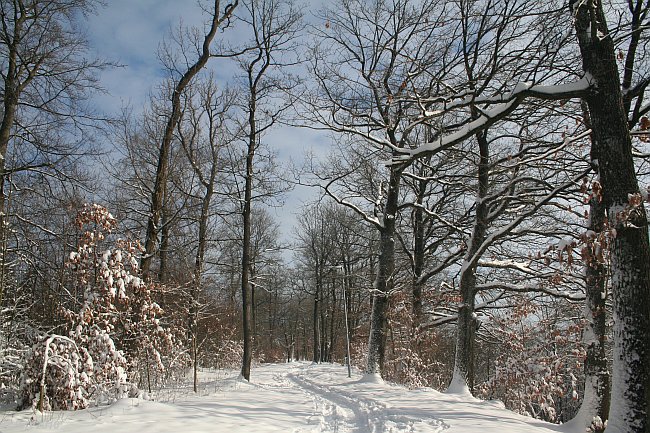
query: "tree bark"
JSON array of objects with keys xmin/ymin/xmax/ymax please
[
  {"xmin": 0, "ymin": 8, "xmax": 24, "ymax": 309},
  {"xmin": 412, "ymin": 175, "xmax": 427, "ymax": 324},
  {"xmin": 328, "ymin": 280, "xmax": 337, "ymax": 362},
  {"xmin": 571, "ymin": 197, "xmax": 611, "ymax": 432},
  {"xmin": 312, "ymin": 273, "xmax": 321, "ymax": 363},
  {"xmin": 190, "ymin": 158, "xmax": 217, "ymax": 392},
  {"xmin": 450, "ymin": 130, "xmax": 488, "ymax": 394},
  {"xmin": 573, "ymin": 1, "xmax": 650, "ymax": 430},
  {"xmin": 158, "ymin": 206, "xmax": 170, "ymax": 283},
  {"xmin": 237, "ymin": 0, "xmax": 298, "ymax": 381},
  {"xmin": 240, "ymin": 124, "xmax": 255, "ymax": 381},
  {"xmin": 366, "ymin": 166, "xmax": 402, "ymax": 376},
  {"xmin": 0, "ymin": 76, "xmax": 18, "ymax": 310},
  {"xmin": 565, "ymin": 102, "xmax": 611, "ymax": 431}
]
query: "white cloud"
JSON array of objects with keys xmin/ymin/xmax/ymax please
[{"xmin": 87, "ymin": 0, "xmax": 207, "ymax": 111}]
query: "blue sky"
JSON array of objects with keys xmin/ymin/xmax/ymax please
[
  {"xmin": 87, "ymin": 0, "xmax": 205, "ymax": 109},
  {"xmin": 86, "ymin": 0, "xmax": 328, "ymax": 249}
]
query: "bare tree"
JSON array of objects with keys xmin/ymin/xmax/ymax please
[
  {"xmin": 294, "ymin": 202, "xmax": 337, "ymax": 363},
  {"xmin": 176, "ymin": 77, "xmax": 237, "ymax": 392},
  {"xmin": 572, "ymin": 1, "xmax": 650, "ymax": 430},
  {"xmin": 397, "ymin": 0, "xmax": 650, "ymax": 428},
  {"xmin": 232, "ymin": 0, "xmax": 302, "ymax": 381},
  {"xmin": 0, "ymin": 0, "xmax": 108, "ymax": 308},
  {"xmin": 294, "ymin": 200, "xmax": 375, "ymax": 366},
  {"xmin": 141, "ymin": 0, "xmax": 238, "ymax": 278},
  {"xmin": 397, "ymin": 152, "xmax": 470, "ymax": 327},
  {"xmin": 304, "ymin": 0, "xmax": 454, "ymax": 377},
  {"xmin": 571, "ymin": 0, "xmax": 650, "ymax": 428}
]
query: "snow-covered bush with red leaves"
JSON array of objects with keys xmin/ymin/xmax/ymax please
[
  {"xmin": 208, "ymin": 319, "xmax": 244, "ymax": 369},
  {"xmin": 20, "ymin": 335, "xmax": 94, "ymax": 410},
  {"xmin": 476, "ymin": 299, "xmax": 585, "ymax": 423},
  {"xmin": 383, "ymin": 290, "xmax": 451, "ymax": 390},
  {"xmin": 19, "ymin": 204, "xmax": 177, "ymax": 410}
]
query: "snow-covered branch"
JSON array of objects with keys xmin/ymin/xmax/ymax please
[
  {"xmin": 476, "ymin": 281, "xmax": 585, "ymax": 301},
  {"xmin": 400, "ymin": 75, "xmax": 594, "ymax": 161}
]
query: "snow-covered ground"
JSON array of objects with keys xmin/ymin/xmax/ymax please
[{"xmin": 1, "ymin": 362, "xmax": 565, "ymax": 433}]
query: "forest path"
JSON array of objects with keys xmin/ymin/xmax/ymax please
[
  {"xmin": 0, "ymin": 362, "xmax": 565, "ymax": 433},
  {"xmin": 286, "ymin": 366, "xmax": 446, "ymax": 432}
]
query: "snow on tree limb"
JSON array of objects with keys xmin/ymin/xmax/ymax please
[
  {"xmin": 399, "ymin": 75, "xmax": 594, "ymax": 161},
  {"xmin": 476, "ymin": 281, "xmax": 586, "ymax": 301},
  {"xmin": 460, "ymin": 168, "xmax": 590, "ymax": 277}
]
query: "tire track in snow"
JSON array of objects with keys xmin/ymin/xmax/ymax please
[
  {"xmin": 287, "ymin": 371, "xmax": 447, "ymax": 433},
  {"xmin": 288, "ymin": 372, "xmax": 375, "ymax": 433},
  {"xmin": 268, "ymin": 370, "xmax": 357, "ymax": 432}
]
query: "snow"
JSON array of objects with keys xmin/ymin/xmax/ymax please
[
  {"xmin": 446, "ymin": 369, "xmax": 474, "ymax": 398},
  {"xmin": 606, "ymin": 305, "xmax": 643, "ymax": 433},
  {"xmin": 406, "ymin": 98, "xmax": 519, "ymax": 157},
  {"xmin": 526, "ymin": 74, "xmax": 593, "ymax": 96},
  {"xmin": 404, "ymin": 75, "xmax": 593, "ymax": 160},
  {"xmin": 562, "ymin": 374, "xmax": 602, "ymax": 433},
  {"xmin": 1, "ymin": 362, "xmax": 566, "ymax": 433},
  {"xmin": 557, "ymin": 238, "xmax": 572, "ymax": 251}
]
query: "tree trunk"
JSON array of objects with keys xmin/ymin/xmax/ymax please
[
  {"xmin": 570, "ymin": 197, "xmax": 610, "ymax": 432},
  {"xmin": 158, "ymin": 207, "xmax": 169, "ymax": 283},
  {"xmin": 342, "ymin": 260, "xmax": 353, "ymax": 377},
  {"xmin": 251, "ymin": 280, "xmax": 257, "ymax": 338},
  {"xmin": 240, "ymin": 138, "xmax": 255, "ymax": 381},
  {"xmin": 320, "ymin": 302, "xmax": 327, "ymax": 362},
  {"xmin": 190, "ymin": 164, "xmax": 216, "ymax": 392},
  {"xmin": 240, "ymin": 71, "xmax": 258, "ymax": 380},
  {"xmin": 450, "ymin": 131, "xmax": 489, "ymax": 394},
  {"xmin": 410, "ymin": 170, "xmax": 429, "ymax": 369},
  {"xmin": 0, "ymin": 45, "xmax": 19, "ymax": 310},
  {"xmin": 366, "ymin": 166, "xmax": 401, "ymax": 376},
  {"xmin": 412, "ymin": 177, "xmax": 426, "ymax": 324},
  {"xmin": 573, "ymin": 2, "xmax": 650, "ymax": 431},
  {"xmin": 312, "ymin": 273, "xmax": 321, "ymax": 363},
  {"xmin": 192, "ymin": 332, "xmax": 198, "ymax": 393},
  {"xmin": 328, "ymin": 281, "xmax": 337, "ymax": 362}
]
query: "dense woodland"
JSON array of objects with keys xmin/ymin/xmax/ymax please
[{"xmin": 0, "ymin": 0, "xmax": 649, "ymax": 432}]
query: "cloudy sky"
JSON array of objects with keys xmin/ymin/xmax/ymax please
[
  {"xmin": 85, "ymin": 0, "xmax": 328, "ymax": 250},
  {"xmin": 87, "ymin": 1, "xmax": 202, "ymax": 108}
]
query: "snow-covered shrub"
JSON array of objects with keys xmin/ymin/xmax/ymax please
[
  {"xmin": 20, "ymin": 204, "xmax": 178, "ymax": 409},
  {"xmin": 73, "ymin": 327, "xmax": 129, "ymax": 405},
  {"xmin": 207, "ymin": 319, "xmax": 244, "ymax": 369},
  {"xmin": 0, "ymin": 332, "xmax": 26, "ymax": 408},
  {"xmin": 383, "ymin": 290, "xmax": 453, "ymax": 389},
  {"xmin": 215, "ymin": 339, "xmax": 244, "ymax": 368},
  {"xmin": 476, "ymin": 300, "xmax": 585, "ymax": 423},
  {"xmin": 19, "ymin": 335, "xmax": 93, "ymax": 410},
  {"xmin": 350, "ymin": 339, "xmax": 368, "ymax": 371},
  {"xmin": 182, "ymin": 303, "xmax": 241, "ymax": 371}
]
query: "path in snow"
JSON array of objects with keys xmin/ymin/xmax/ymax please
[
  {"xmin": 287, "ymin": 369, "xmax": 446, "ymax": 432},
  {"xmin": 0, "ymin": 362, "xmax": 565, "ymax": 433}
]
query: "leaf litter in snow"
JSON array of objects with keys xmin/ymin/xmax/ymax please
[{"xmin": 1, "ymin": 362, "xmax": 567, "ymax": 433}]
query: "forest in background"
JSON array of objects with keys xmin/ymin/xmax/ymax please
[{"xmin": 0, "ymin": 0, "xmax": 649, "ymax": 432}]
